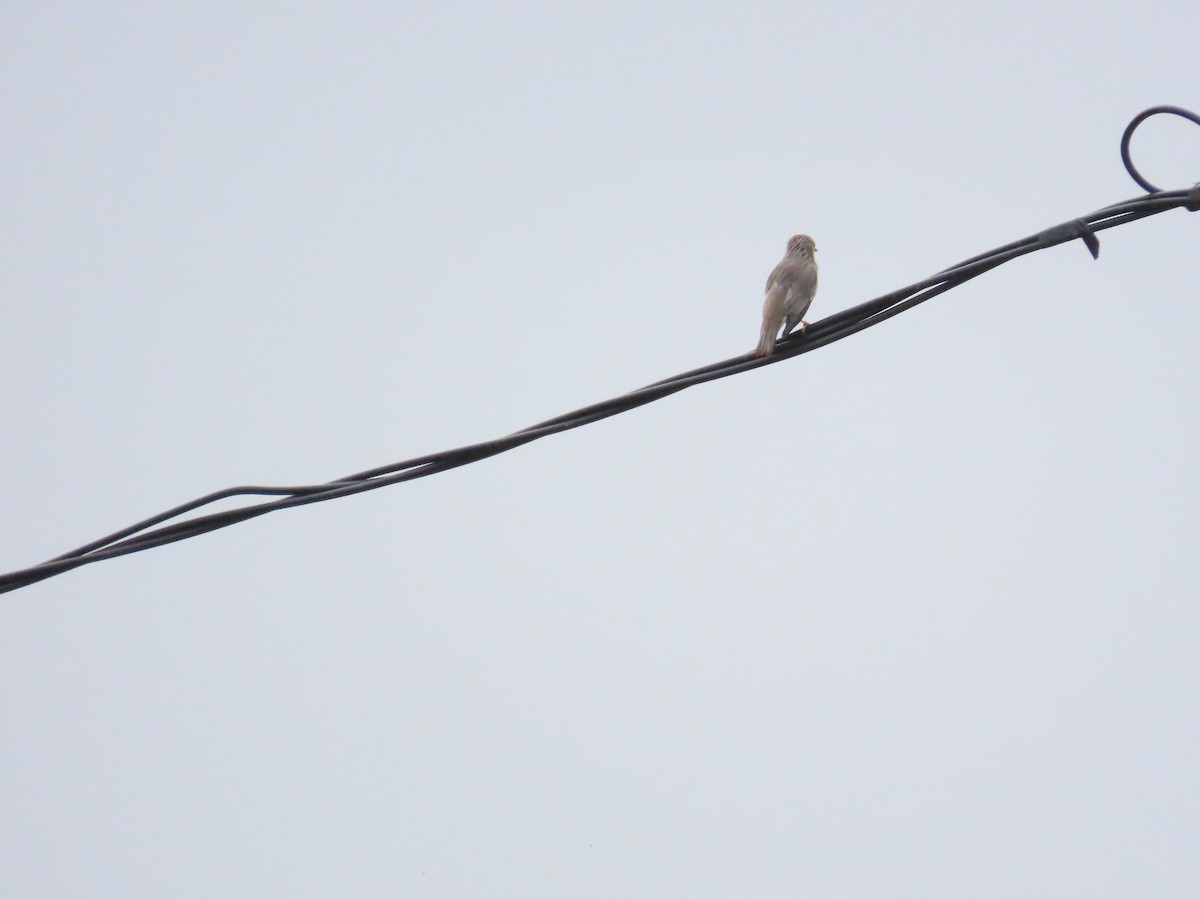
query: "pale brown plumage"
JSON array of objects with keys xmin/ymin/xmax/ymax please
[{"xmin": 755, "ymin": 234, "xmax": 818, "ymax": 357}]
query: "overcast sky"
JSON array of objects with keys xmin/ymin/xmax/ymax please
[{"xmin": 3, "ymin": 2, "xmax": 1200, "ymax": 897}]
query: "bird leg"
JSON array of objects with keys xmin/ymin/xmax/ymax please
[{"xmin": 782, "ymin": 320, "xmax": 810, "ymax": 339}]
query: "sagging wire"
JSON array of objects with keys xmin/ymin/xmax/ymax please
[{"xmin": 2, "ymin": 105, "xmax": 1197, "ymax": 595}]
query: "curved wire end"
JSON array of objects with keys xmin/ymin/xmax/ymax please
[{"xmin": 1120, "ymin": 105, "xmax": 1200, "ymax": 194}]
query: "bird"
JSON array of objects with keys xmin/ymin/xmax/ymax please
[{"xmin": 755, "ymin": 234, "xmax": 818, "ymax": 357}]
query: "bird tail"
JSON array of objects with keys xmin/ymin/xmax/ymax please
[
  {"xmin": 755, "ymin": 323, "xmax": 777, "ymax": 357},
  {"xmin": 755, "ymin": 285, "xmax": 785, "ymax": 357}
]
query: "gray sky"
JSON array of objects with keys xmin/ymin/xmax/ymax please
[{"xmin": 3, "ymin": 2, "xmax": 1199, "ymax": 897}]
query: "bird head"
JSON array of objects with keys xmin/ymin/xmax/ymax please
[{"xmin": 786, "ymin": 234, "xmax": 817, "ymax": 257}]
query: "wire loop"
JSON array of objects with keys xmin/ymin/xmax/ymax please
[{"xmin": 1120, "ymin": 105, "xmax": 1200, "ymax": 194}]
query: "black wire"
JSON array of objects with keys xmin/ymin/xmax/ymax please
[{"xmin": 2, "ymin": 106, "xmax": 1197, "ymax": 596}]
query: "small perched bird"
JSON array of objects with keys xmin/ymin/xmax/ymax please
[{"xmin": 755, "ymin": 234, "xmax": 818, "ymax": 357}]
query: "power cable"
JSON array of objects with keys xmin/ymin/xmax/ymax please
[{"xmin": 2, "ymin": 105, "xmax": 1197, "ymax": 595}]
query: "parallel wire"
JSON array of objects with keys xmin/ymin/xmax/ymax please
[{"xmin": 2, "ymin": 106, "xmax": 1197, "ymax": 595}]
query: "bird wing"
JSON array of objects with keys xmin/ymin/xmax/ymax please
[
  {"xmin": 773, "ymin": 259, "xmax": 816, "ymax": 295},
  {"xmin": 764, "ymin": 258, "xmax": 791, "ymax": 293},
  {"xmin": 782, "ymin": 262, "xmax": 818, "ymax": 315},
  {"xmin": 761, "ymin": 282, "xmax": 786, "ymax": 332}
]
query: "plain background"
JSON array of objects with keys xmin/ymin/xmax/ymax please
[{"xmin": 3, "ymin": 2, "xmax": 1199, "ymax": 897}]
